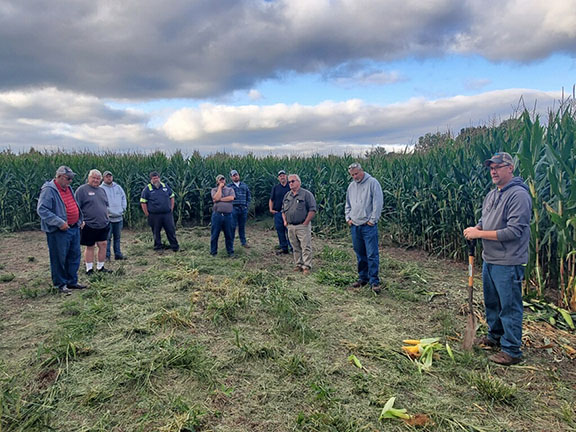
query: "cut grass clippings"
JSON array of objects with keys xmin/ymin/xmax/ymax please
[{"xmin": 0, "ymin": 226, "xmax": 575, "ymax": 431}]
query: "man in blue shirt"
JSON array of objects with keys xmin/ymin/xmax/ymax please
[
  {"xmin": 140, "ymin": 171, "xmax": 179, "ymax": 252},
  {"xmin": 228, "ymin": 169, "xmax": 252, "ymax": 248},
  {"xmin": 269, "ymin": 170, "xmax": 291, "ymax": 254}
]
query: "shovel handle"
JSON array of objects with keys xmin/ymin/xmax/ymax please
[{"xmin": 467, "ymin": 240, "xmax": 476, "ymax": 284}]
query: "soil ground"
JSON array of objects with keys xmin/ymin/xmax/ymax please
[{"xmin": 0, "ymin": 222, "xmax": 575, "ymax": 431}]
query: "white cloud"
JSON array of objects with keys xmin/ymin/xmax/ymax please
[{"xmin": 161, "ymin": 89, "xmax": 561, "ymax": 154}]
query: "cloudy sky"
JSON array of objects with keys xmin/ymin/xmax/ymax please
[{"xmin": 1, "ymin": 0, "xmax": 575, "ymax": 156}]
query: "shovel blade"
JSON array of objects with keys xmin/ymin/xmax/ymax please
[{"xmin": 462, "ymin": 313, "xmax": 476, "ymax": 350}]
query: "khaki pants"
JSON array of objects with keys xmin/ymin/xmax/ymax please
[{"xmin": 287, "ymin": 224, "xmax": 312, "ymax": 269}]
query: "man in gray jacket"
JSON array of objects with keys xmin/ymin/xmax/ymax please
[
  {"xmin": 464, "ymin": 152, "xmax": 532, "ymax": 366},
  {"xmin": 101, "ymin": 171, "xmax": 127, "ymax": 260},
  {"xmin": 37, "ymin": 166, "xmax": 86, "ymax": 294},
  {"xmin": 345, "ymin": 163, "xmax": 384, "ymax": 294}
]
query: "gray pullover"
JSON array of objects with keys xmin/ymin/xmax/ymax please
[
  {"xmin": 100, "ymin": 182, "xmax": 127, "ymax": 223},
  {"xmin": 345, "ymin": 172, "xmax": 383, "ymax": 225},
  {"xmin": 478, "ymin": 176, "xmax": 532, "ymax": 265}
]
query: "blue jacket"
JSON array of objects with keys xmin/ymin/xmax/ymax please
[
  {"xmin": 37, "ymin": 180, "xmax": 83, "ymax": 233},
  {"xmin": 228, "ymin": 181, "xmax": 251, "ymax": 208},
  {"xmin": 478, "ymin": 176, "xmax": 532, "ymax": 265}
]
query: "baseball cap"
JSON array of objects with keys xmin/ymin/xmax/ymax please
[
  {"xmin": 216, "ymin": 174, "xmax": 225, "ymax": 181},
  {"xmin": 277, "ymin": 170, "xmax": 286, "ymax": 175},
  {"xmin": 103, "ymin": 170, "xmax": 113, "ymax": 176},
  {"xmin": 55, "ymin": 166, "xmax": 76, "ymax": 178},
  {"xmin": 484, "ymin": 152, "xmax": 514, "ymax": 167},
  {"xmin": 149, "ymin": 171, "xmax": 160, "ymax": 178},
  {"xmin": 230, "ymin": 169, "xmax": 239, "ymax": 176}
]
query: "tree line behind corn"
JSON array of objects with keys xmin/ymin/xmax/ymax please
[{"xmin": 1, "ymin": 104, "xmax": 575, "ymax": 309}]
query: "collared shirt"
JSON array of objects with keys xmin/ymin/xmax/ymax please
[
  {"xmin": 55, "ymin": 180, "xmax": 80, "ymax": 225},
  {"xmin": 228, "ymin": 181, "xmax": 251, "ymax": 207},
  {"xmin": 211, "ymin": 186, "xmax": 235, "ymax": 213},
  {"xmin": 270, "ymin": 182, "xmax": 290, "ymax": 212},
  {"xmin": 282, "ymin": 188, "xmax": 317, "ymax": 224},
  {"xmin": 140, "ymin": 182, "xmax": 175, "ymax": 214}
]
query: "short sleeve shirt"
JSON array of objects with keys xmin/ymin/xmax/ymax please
[
  {"xmin": 141, "ymin": 182, "xmax": 174, "ymax": 214},
  {"xmin": 270, "ymin": 183, "xmax": 291, "ymax": 212},
  {"xmin": 282, "ymin": 188, "xmax": 317, "ymax": 224},
  {"xmin": 211, "ymin": 186, "xmax": 235, "ymax": 213}
]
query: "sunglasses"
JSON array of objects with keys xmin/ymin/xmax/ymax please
[{"xmin": 288, "ymin": 180, "xmax": 297, "ymax": 183}]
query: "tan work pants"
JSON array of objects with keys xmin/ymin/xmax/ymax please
[{"xmin": 287, "ymin": 224, "xmax": 313, "ymax": 269}]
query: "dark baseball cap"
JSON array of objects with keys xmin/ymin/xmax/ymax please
[
  {"xmin": 484, "ymin": 152, "xmax": 514, "ymax": 167},
  {"xmin": 55, "ymin": 166, "xmax": 76, "ymax": 178},
  {"xmin": 149, "ymin": 171, "xmax": 160, "ymax": 178}
]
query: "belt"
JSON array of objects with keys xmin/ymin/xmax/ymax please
[
  {"xmin": 69, "ymin": 222, "xmax": 79, "ymax": 228},
  {"xmin": 214, "ymin": 212, "xmax": 231, "ymax": 216},
  {"xmin": 288, "ymin": 222, "xmax": 304, "ymax": 226}
]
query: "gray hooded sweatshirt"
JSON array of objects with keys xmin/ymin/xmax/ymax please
[
  {"xmin": 345, "ymin": 172, "xmax": 383, "ymax": 225},
  {"xmin": 477, "ymin": 176, "xmax": 532, "ymax": 265}
]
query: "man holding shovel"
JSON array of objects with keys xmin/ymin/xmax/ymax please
[{"xmin": 464, "ymin": 152, "xmax": 532, "ymax": 366}]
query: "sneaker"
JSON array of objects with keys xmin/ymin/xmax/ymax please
[
  {"xmin": 242, "ymin": 244, "xmax": 251, "ymax": 248},
  {"xmin": 371, "ymin": 284, "xmax": 382, "ymax": 294},
  {"xmin": 86, "ymin": 269, "xmax": 94, "ymax": 276},
  {"xmin": 275, "ymin": 249, "xmax": 290, "ymax": 255},
  {"xmin": 67, "ymin": 283, "xmax": 87, "ymax": 290},
  {"xmin": 293, "ymin": 266, "xmax": 302, "ymax": 272},
  {"xmin": 302, "ymin": 268, "xmax": 311, "ymax": 275},
  {"xmin": 58, "ymin": 285, "xmax": 72, "ymax": 295},
  {"xmin": 98, "ymin": 267, "xmax": 113, "ymax": 273},
  {"xmin": 349, "ymin": 280, "xmax": 368, "ymax": 289},
  {"xmin": 228, "ymin": 253, "xmax": 235, "ymax": 259},
  {"xmin": 474, "ymin": 336, "xmax": 500, "ymax": 349},
  {"xmin": 489, "ymin": 351, "xmax": 522, "ymax": 366},
  {"xmin": 115, "ymin": 255, "xmax": 127, "ymax": 260}
]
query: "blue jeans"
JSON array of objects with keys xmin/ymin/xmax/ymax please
[
  {"xmin": 211, "ymin": 212, "xmax": 234, "ymax": 255},
  {"xmin": 106, "ymin": 220, "xmax": 123, "ymax": 258},
  {"xmin": 274, "ymin": 212, "xmax": 291, "ymax": 251},
  {"xmin": 232, "ymin": 205, "xmax": 248, "ymax": 246},
  {"xmin": 46, "ymin": 225, "xmax": 81, "ymax": 288},
  {"xmin": 482, "ymin": 262, "xmax": 525, "ymax": 358},
  {"xmin": 351, "ymin": 224, "xmax": 380, "ymax": 286}
]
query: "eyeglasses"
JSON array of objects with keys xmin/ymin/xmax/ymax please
[
  {"xmin": 489, "ymin": 164, "xmax": 510, "ymax": 171},
  {"xmin": 288, "ymin": 180, "xmax": 297, "ymax": 183}
]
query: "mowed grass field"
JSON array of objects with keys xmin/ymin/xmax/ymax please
[{"xmin": 1, "ymin": 222, "xmax": 575, "ymax": 431}]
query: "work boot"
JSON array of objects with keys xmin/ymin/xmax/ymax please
[
  {"xmin": 489, "ymin": 351, "xmax": 522, "ymax": 366},
  {"xmin": 474, "ymin": 336, "xmax": 500, "ymax": 350}
]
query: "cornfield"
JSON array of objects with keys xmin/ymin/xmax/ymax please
[{"xmin": 1, "ymin": 105, "xmax": 575, "ymax": 309}]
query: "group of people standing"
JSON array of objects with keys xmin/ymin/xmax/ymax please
[
  {"xmin": 37, "ymin": 168, "xmax": 128, "ymax": 294},
  {"xmin": 36, "ymin": 153, "xmax": 531, "ymax": 366}
]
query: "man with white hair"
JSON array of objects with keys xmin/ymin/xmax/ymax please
[
  {"xmin": 282, "ymin": 174, "xmax": 317, "ymax": 275},
  {"xmin": 75, "ymin": 169, "xmax": 112, "ymax": 274}
]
